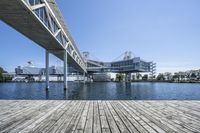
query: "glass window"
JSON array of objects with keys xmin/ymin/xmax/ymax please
[
  {"xmin": 56, "ymin": 32, "xmax": 63, "ymax": 44},
  {"xmin": 29, "ymin": 0, "xmax": 41, "ymax": 6},
  {"xmin": 34, "ymin": 7, "xmax": 49, "ymax": 28}
]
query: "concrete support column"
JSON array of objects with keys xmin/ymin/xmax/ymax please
[
  {"xmin": 83, "ymin": 72, "xmax": 86, "ymax": 83},
  {"xmin": 64, "ymin": 51, "xmax": 68, "ymax": 89},
  {"xmin": 45, "ymin": 50, "xmax": 49, "ymax": 89},
  {"xmin": 125, "ymin": 73, "xmax": 131, "ymax": 82},
  {"xmin": 77, "ymin": 72, "xmax": 79, "ymax": 81}
]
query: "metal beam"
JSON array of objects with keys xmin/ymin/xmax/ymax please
[{"xmin": 31, "ymin": 3, "xmax": 45, "ymax": 10}]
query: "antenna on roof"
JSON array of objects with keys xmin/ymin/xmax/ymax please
[{"xmin": 27, "ymin": 61, "xmax": 34, "ymax": 67}]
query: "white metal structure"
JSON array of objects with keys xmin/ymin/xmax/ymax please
[{"xmin": 0, "ymin": 0, "xmax": 87, "ymax": 89}]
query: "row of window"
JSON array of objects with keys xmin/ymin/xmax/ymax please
[{"xmin": 111, "ymin": 60, "xmax": 133, "ymax": 67}]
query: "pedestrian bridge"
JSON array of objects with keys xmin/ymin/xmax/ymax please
[
  {"xmin": 0, "ymin": 0, "xmax": 156, "ymax": 87},
  {"xmin": 0, "ymin": 0, "xmax": 86, "ymax": 88}
]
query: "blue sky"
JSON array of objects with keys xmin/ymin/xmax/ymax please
[{"xmin": 0, "ymin": 0, "xmax": 200, "ymax": 73}]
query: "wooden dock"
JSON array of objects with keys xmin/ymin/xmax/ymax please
[{"xmin": 0, "ymin": 101, "xmax": 200, "ymax": 133}]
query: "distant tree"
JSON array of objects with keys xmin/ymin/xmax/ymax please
[
  {"xmin": 136, "ymin": 73, "xmax": 142, "ymax": 80},
  {"xmin": 156, "ymin": 73, "xmax": 165, "ymax": 81},
  {"xmin": 190, "ymin": 73, "xmax": 197, "ymax": 80},
  {"xmin": 0, "ymin": 67, "xmax": 4, "ymax": 82},
  {"xmin": 179, "ymin": 72, "xmax": 186, "ymax": 81},
  {"xmin": 0, "ymin": 67, "xmax": 7, "ymax": 73},
  {"xmin": 132, "ymin": 75, "xmax": 136, "ymax": 81},
  {"xmin": 142, "ymin": 74, "xmax": 148, "ymax": 80},
  {"xmin": 116, "ymin": 73, "xmax": 124, "ymax": 82},
  {"xmin": 0, "ymin": 71, "xmax": 3, "ymax": 82},
  {"xmin": 164, "ymin": 72, "xmax": 172, "ymax": 81},
  {"xmin": 172, "ymin": 73, "xmax": 180, "ymax": 81},
  {"xmin": 0, "ymin": 67, "xmax": 9, "ymax": 82}
]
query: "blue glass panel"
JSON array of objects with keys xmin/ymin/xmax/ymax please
[
  {"xmin": 29, "ymin": 0, "xmax": 34, "ymax": 5},
  {"xmin": 56, "ymin": 32, "xmax": 63, "ymax": 44},
  {"xmin": 62, "ymin": 35, "xmax": 68, "ymax": 45},
  {"xmin": 29, "ymin": 0, "xmax": 41, "ymax": 6},
  {"xmin": 34, "ymin": 7, "xmax": 50, "ymax": 28}
]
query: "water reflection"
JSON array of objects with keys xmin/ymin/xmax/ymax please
[{"xmin": 0, "ymin": 82, "xmax": 200, "ymax": 100}]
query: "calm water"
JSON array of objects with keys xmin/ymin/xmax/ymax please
[{"xmin": 0, "ymin": 82, "xmax": 200, "ymax": 100}]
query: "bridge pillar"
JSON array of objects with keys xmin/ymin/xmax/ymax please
[
  {"xmin": 77, "ymin": 72, "xmax": 79, "ymax": 81},
  {"xmin": 83, "ymin": 72, "xmax": 86, "ymax": 83},
  {"xmin": 64, "ymin": 51, "xmax": 68, "ymax": 89},
  {"xmin": 125, "ymin": 73, "xmax": 131, "ymax": 82},
  {"xmin": 45, "ymin": 50, "xmax": 49, "ymax": 89}
]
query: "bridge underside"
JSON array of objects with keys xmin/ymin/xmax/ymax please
[{"xmin": 0, "ymin": 0, "xmax": 85, "ymax": 73}]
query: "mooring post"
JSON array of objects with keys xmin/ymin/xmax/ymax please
[
  {"xmin": 64, "ymin": 50, "xmax": 68, "ymax": 89},
  {"xmin": 45, "ymin": 50, "xmax": 49, "ymax": 89}
]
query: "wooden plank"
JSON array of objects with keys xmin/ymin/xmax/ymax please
[
  {"xmin": 121, "ymin": 101, "xmax": 162, "ymax": 133},
  {"xmin": 73, "ymin": 101, "xmax": 90, "ymax": 133},
  {"xmin": 0, "ymin": 101, "xmax": 43, "ymax": 120},
  {"xmin": 130, "ymin": 101, "xmax": 192, "ymax": 133},
  {"xmin": 110, "ymin": 101, "xmax": 139, "ymax": 133},
  {"xmin": 5, "ymin": 101, "xmax": 63, "ymax": 133},
  {"xmin": 98, "ymin": 101, "xmax": 111, "ymax": 133},
  {"xmin": 116, "ymin": 101, "xmax": 150, "ymax": 133},
  {"xmin": 48, "ymin": 101, "xmax": 82, "ymax": 133},
  {"xmin": 58, "ymin": 101, "xmax": 86, "ymax": 133},
  {"xmin": 102, "ymin": 101, "xmax": 120, "ymax": 133},
  {"xmin": 16, "ymin": 101, "xmax": 70, "ymax": 133},
  {"xmin": 106, "ymin": 101, "xmax": 129, "ymax": 133},
  {"xmin": 121, "ymin": 101, "xmax": 173, "ymax": 133},
  {"xmin": 93, "ymin": 101, "xmax": 101, "ymax": 133},
  {"xmin": 0, "ymin": 100, "xmax": 199, "ymax": 133},
  {"xmin": 84, "ymin": 101, "xmax": 94, "ymax": 133},
  {"xmin": 0, "ymin": 101, "xmax": 49, "ymax": 132},
  {"xmin": 144, "ymin": 101, "xmax": 200, "ymax": 132}
]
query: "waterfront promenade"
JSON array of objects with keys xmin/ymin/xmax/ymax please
[{"xmin": 0, "ymin": 101, "xmax": 200, "ymax": 132}]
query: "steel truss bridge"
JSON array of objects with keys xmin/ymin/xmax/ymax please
[
  {"xmin": 0, "ymin": 0, "xmax": 156, "ymax": 87},
  {"xmin": 0, "ymin": 0, "xmax": 86, "ymax": 89}
]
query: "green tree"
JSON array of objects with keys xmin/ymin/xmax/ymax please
[
  {"xmin": 156, "ymin": 73, "xmax": 165, "ymax": 81},
  {"xmin": 136, "ymin": 73, "xmax": 142, "ymax": 80},
  {"xmin": 116, "ymin": 73, "xmax": 124, "ymax": 82},
  {"xmin": 0, "ymin": 67, "xmax": 3, "ymax": 82},
  {"xmin": 0, "ymin": 67, "xmax": 10, "ymax": 82},
  {"xmin": 132, "ymin": 75, "xmax": 136, "ymax": 81},
  {"xmin": 164, "ymin": 72, "xmax": 172, "ymax": 81},
  {"xmin": 0, "ymin": 71, "xmax": 3, "ymax": 82},
  {"xmin": 190, "ymin": 73, "xmax": 196, "ymax": 80},
  {"xmin": 142, "ymin": 74, "xmax": 148, "ymax": 80},
  {"xmin": 172, "ymin": 73, "xmax": 180, "ymax": 81}
]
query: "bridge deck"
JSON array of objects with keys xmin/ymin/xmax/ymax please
[{"xmin": 0, "ymin": 100, "xmax": 200, "ymax": 133}]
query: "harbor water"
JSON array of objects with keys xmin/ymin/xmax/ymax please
[{"xmin": 0, "ymin": 82, "xmax": 200, "ymax": 100}]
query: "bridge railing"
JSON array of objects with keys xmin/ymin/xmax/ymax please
[{"xmin": 22, "ymin": 0, "xmax": 86, "ymax": 71}]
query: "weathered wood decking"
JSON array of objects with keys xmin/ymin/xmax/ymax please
[{"xmin": 0, "ymin": 101, "xmax": 200, "ymax": 133}]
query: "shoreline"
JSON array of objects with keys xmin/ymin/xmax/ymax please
[{"xmin": 1, "ymin": 80, "xmax": 200, "ymax": 84}]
